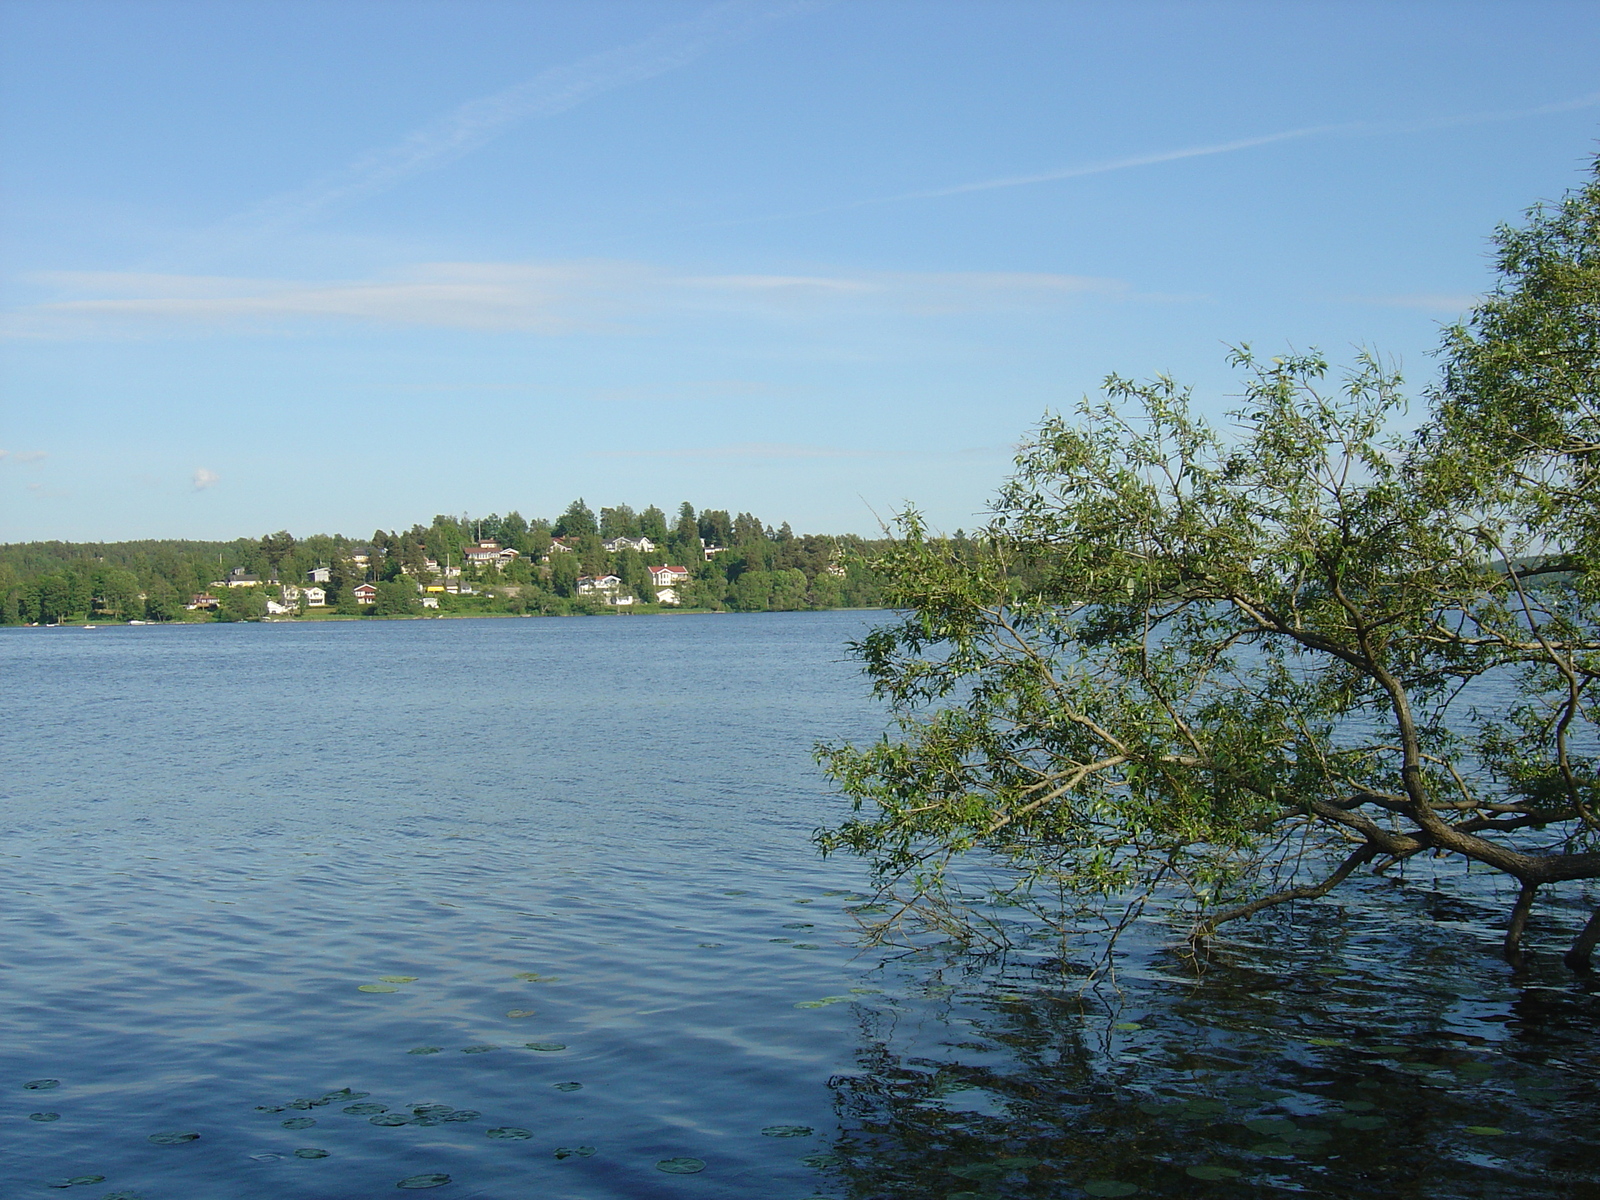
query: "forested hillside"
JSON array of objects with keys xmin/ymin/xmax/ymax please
[{"xmin": 0, "ymin": 500, "xmax": 895, "ymax": 623}]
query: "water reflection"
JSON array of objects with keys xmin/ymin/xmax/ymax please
[{"xmin": 817, "ymin": 876, "xmax": 1599, "ymax": 1199}]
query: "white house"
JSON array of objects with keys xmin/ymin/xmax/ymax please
[
  {"xmin": 654, "ymin": 586, "xmax": 681, "ymax": 606},
  {"xmin": 353, "ymin": 583, "xmax": 377, "ymax": 605},
  {"xmin": 577, "ymin": 574, "xmax": 636, "ymax": 605},
  {"xmin": 420, "ymin": 595, "xmax": 440, "ymax": 609},
  {"xmin": 603, "ymin": 536, "xmax": 657, "ymax": 553},
  {"xmin": 464, "ymin": 540, "xmax": 503, "ymax": 565},
  {"xmin": 265, "ymin": 598, "xmax": 295, "ymax": 615},
  {"xmin": 649, "ymin": 565, "xmax": 690, "ymax": 587},
  {"xmin": 576, "ymin": 573, "xmax": 624, "ymax": 595},
  {"xmin": 306, "ymin": 566, "xmax": 332, "ymax": 584}
]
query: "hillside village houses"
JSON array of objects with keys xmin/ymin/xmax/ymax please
[{"xmin": 191, "ymin": 536, "xmax": 718, "ymax": 614}]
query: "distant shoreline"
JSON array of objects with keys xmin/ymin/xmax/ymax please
[{"xmin": 6, "ymin": 605, "xmax": 886, "ymax": 630}]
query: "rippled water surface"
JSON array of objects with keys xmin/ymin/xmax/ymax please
[{"xmin": 3, "ymin": 614, "xmax": 1597, "ymax": 1200}]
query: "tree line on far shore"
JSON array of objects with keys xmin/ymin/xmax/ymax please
[{"xmin": 0, "ymin": 500, "xmax": 898, "ymax": 624}]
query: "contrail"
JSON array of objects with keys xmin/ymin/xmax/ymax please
[
  {"xmin": 211, "ymin": 0, "xmax": 822, "ymax": 239},
  {"xmin": 717, "ymin": 89, "xmax": 1600, "ymax": 227}
]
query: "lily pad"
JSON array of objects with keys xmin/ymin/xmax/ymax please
[
  {"xmin": 46, "ymin": 1175, "xmax": 105, "ymax": 1187},
  {"xmin": 1464, "ymin": 1125, "xmax": 1506, "ymax": 1136},
  {"xmin": 378, "ymin": 976, "xmax": 418, "ymax": 983},
  {"xmin": 344, "ymin": 1103, "xmax": 388, "ymax": 1115},
  {"xmin": 1082, "ymin": 1182, "xmax": 1139, "ymax": 1197},
  {"xmin": 293, "ymin": 1148, "xmax": 330, "ymax": 1159},
  {"xmin": 24, "ymin": 1079, "xmax": 61, "ymax": 1090},
  {"xmin": 1341, "ymin": 1115, "xmax": 1387, "ymax": 1130},
  {"xmin": 407, "ymin": 1047, "xmax": 441, "ymax": 1055},
  {"xmin": 1186, "ymin": 1164, "xmax": 1242, "ymax": 1180},
  {"xmin": 370, "ymin": 1113, "xmax": 413, "ymax": 1126},
  {"xmin": 792, "ymin": 943, "xmax": 822, "ymax": 949},
  {"xmin": 442, "ymin": 1110, "xmax": 480, "ymax": 1122},
  {"xmin": 29, "ymin": 1111, "xmax": 61, "ymax": 1121},
  {"xmin": 698, "ymin": 943, "xmax": 722, "ymax": 948},
  {"xmin": 486, "ymin": 1127, "xmax": 533, "ymax": 1140},
  {"xmin": 1113, "ymin": 1022, "xmax": 1144, "ymax": 1031},
  {"xmin": 358, "ymin": 984, "xmax": 400, "ymax": 993},
  {"xmin": 1340, "ymin": 1100, "xmax": 1377, "ymax": 1112},
  {"xmin": 102, "ymin": 1192, "xmax": 144, "ymax": 1200},
  {"xmin": 147, "ymin": 1131, "xmax": 200, "ymax": 1145},
  {"xmin": 460, "ymin": 1045, "xmax": 496, "ymax": 1054},
  {"xmin": 281, "ymin": 1118, "xmax": 317, "ymax": 1130},
  {"xmin": 656, "ymin": 1157, "xmax": 706, "ymax": 1174},
  {"xmin": 782, "ymin": 923, "xmax": 814, "ymax": 929},
  {"xmin": 413, "ymin": 1105, "xmax": 454, "ymax": 1116},
  {"xmin": 1137, "ymin": 1100, "xmax": 1186, "ymax": 1116},
  {"xmin": 524, "ymin": 1042, "xmax": 567, "ymax": 1052},
  {"xmin": 1182, "ymin": 1098, "xmax": 1228, "ymax": 1116},
  {"xmin": 848, "ymin": 988, "xmax": 882, "ymax": 994},
  {"xmin": 1250, "ymin": 1141, "xmax": 1296, "ymax": 1156},
  {"xmin": 950, "ymin": 1164, "xmax": 1006, "ymax": 1180},
  {"xmin": 761, "ymin": 1125, "xmax": 814, "ymax": 1137},
  {"xmin": 997, "ymin": 1157, "xmax": 1040, "ymax": 1169},
  {"xmin": 552, "ymin": 1081, "xmax": 582, "ymax": 1092},
  {"xmin": 554, "ymin": 1145, "xmax": 597, "ymax": 1159},
  {"xmin": 1306, "ymin": 1037, "xmax": 1345, "ymax": 1047},
  {"xmin": 254, "ymin": 1104, "xmax": 285, "ymax": 1112},
  {"xmin": 505, "ymin": 1010, "xmax": 536, "ymax": 1018},
  {"xmin": 513, "ymin": 972, "xmax": 558, "ymax": 982},
  {"xmin": 396, "ymin": 1174, "xmax": 452, "ymax": 1189},
  {"xmin": 1244, "ymin": 1118, "xmax": 1296, "ymax": 1137}
]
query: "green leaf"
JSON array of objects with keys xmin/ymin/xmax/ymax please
[
  {"xmin": 1186, "ymin": 1164, "xmax": 1242, "ymax": 1180},
  {"xmin": 656, "ymin": 1157, "xmax": 706, "ymax": 1174}
]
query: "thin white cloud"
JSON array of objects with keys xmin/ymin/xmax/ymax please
[
  {"xmin": 6, "ymin": 262, "xmax": 1144, "ymax": 337},
  {"xmin": 209, "ymin": 1, "xmax": 822, "ymax": 240},
  {"xmin": 6, "ymin": 450, "xmax": 48, "ymax": 463},
  {"xmin": 598, "ymin": 441, "xmax": 873, "ymax": 460},
  {"xmin": 192, "ymin": 467, "xmax": 220, "ymax": 491},
  {"xmin": 724, "ymin": 89, "xmax": 1600, "ymax": 226}
]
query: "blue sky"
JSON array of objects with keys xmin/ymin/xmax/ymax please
[{"xmin": 2, "ymin": 0, "xmax": 1598, "ymax": 541}]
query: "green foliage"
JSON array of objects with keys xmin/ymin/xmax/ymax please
[
  {"xmin": 374, "ymin": 579, "xmax": 420, "ymax": 616},
  {"xmin": 217, "ymin": 587, "xmax": 268, "ymax": 622},
  {"xmin": 819, "ymin": 345, "xmax": 1600, "ymax": 968},
  {"xmin": 554, "ymin": 498, "xmax": 598, "ymax": 539}
]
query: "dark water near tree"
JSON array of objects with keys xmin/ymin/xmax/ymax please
[{"xmin": 2, "ymin": 614, "xmax": 1596, "ymax": 1199}]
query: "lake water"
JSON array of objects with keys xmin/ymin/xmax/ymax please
[{"xmin": 3, "ymin": 613, "xmax": 1597, "ymax": 1200}]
